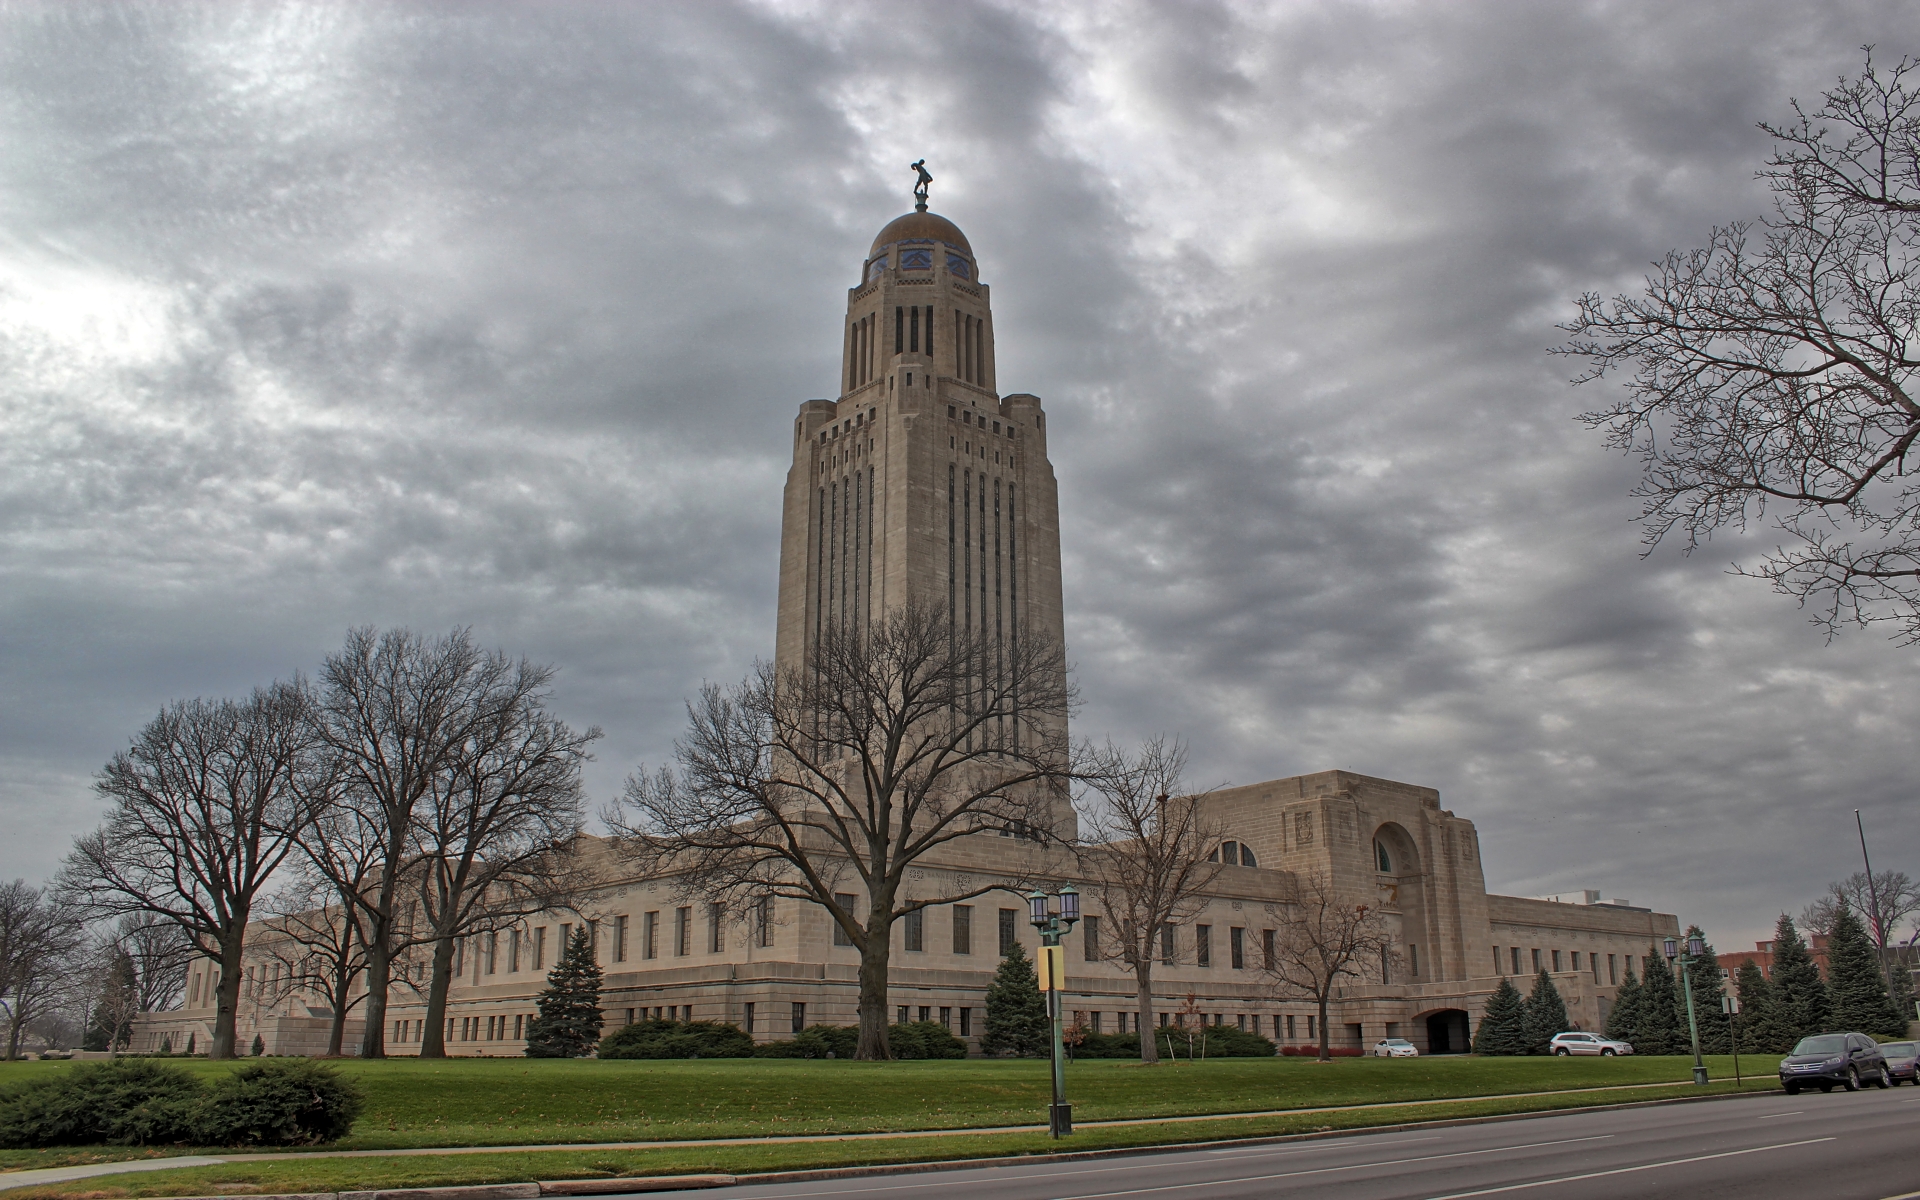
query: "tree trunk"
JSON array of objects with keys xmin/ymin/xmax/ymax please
[
  {"xmin": 1316, "ymin": 995, "xmax": 1331, "ymax": 1062},
  {"xmin": 211, "ymin": 924, "xmax": 248, "ymax": 1059},
  {"xmin": 1134, "ymin": 961, "xmax": 1158, "ymax": 1064},
  {"xmin": 855, "ymin": 893, "xmax": 895, "ymax": 1060},
  {"xmin": 420, "ymin": 934, "xmax": 458, "ymax": 1058},
  {"xmin": 359, "ymin": 929, "xmax": 391, "ymax": 1059}
]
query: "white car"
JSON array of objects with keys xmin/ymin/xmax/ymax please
[
  {"xmin": 1372, "ymin": 1038, "xmax": 1419, "ymax": 1057},
  {"xmin": 1548, "ymin": 1031, "xmax": 1633, "ymax": 1056}
]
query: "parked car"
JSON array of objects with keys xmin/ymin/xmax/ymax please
[
  {"xmin": 1778, "ymin": 1032, "xmax": 1890, "ymax": 1093},
  {"xmin": 1371, "ymin": 1038, "xmax": 1419, "ymax": 1057},
  {"xmin": 1877, "ymin": 1041, "xmax": 1918, "ymax": 1086},
  {"xmin": 1548, "ymin": 1032, "xmax": 1633, "ymax": 1056}
]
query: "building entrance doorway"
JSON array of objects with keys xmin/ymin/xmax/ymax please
[{"xmin": 1425, "ymin": 1009, "xmax": 1471, "ymax": 1054}]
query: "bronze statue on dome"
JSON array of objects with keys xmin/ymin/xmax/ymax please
[{"xmin": 911, "ymin": 160, "xmax": 932, "ymax": 211}]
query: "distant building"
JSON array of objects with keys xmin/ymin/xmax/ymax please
[{"xmin": 135, "ymin": 201, "xmax": 1680, "ymax": 1058}]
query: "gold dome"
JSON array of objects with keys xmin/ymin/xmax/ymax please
[{"xmin": 869, "ymin": 211, "xmax": 971, "ymax": 258}]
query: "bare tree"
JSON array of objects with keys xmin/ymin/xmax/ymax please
[
  {"xmin": 114, "ymin": 915, "xmax": 194, "ymax": 1015},
  {"xmin": 611, "ymin": 603, "xmax": 1075, "ymax": 1060},
  {"xmin": 313, "ymin": 627, "xmax": 550, "ymax": 1059},
  {"xmin": 1560, "ymin": 53, "xmax": 1920, "ymax": 643},
  {"xmin": 59, "ymin": 681, "xmax": 324, "ymax": 1058},
  {"xmin": 1259, "ymin": 870, "xmax": 1397, "ymax": 1062},
  {"xmin": 260, "ymin": 869, "xmax": 372, "ymax": 1057},
  {"xmin": 1802, "ymin": 870, "xmax": 1920, "ymax": 995},
  {"xmin": 1071, "ymin": 736, "xmax": 1221, "ymax": 1064},
  {"xmin": 0, "ymin": 881, "xmax": 87, "ymax": 1060},
  {"xmin": 412, "ymin": 692, "xmax": 597, "ymax": 1058}
]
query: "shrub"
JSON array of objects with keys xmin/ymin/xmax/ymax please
[
  {"xmin": 599, "ymin": 1019, "xmax": 756, "ymax": 1060},
  {"xmin": 196, "ymin": 1060, "xmax": 364, "ymax": 1146},
  {"xmin": 887, "ymin": 1021, "xmax": 967, "ymax": 1059},
  {"xmin": 1279, "ymin": 1044, "xmax": 1362, "ymax": 1057},
  {"xmin": 750, "ymin": 1024, "xmax": 865, "ymax": 1059},
  {"xmin": 0, "ymin": 1059, "xmax": 205, "ymax": 1148}
]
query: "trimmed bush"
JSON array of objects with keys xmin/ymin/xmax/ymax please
[
  {"xmin": 197, "ymin": 1059, "xmax": 364, "ymax": 1146},
  {"xmin": 1072, "ymin": 1027, "xmax": 1276, "ymax": 1059},
  {"xmin": 599, "ymin": 1019, "xmax": 756, "ymax": 1060},
  {"xmin": 887, "ymin": 1021, "xmax": 967, "ymax": 1059}
]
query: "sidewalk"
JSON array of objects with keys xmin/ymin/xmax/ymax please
[{"xmin": 0, "ymin": 1078, "xmax": 1723, "ymax": 1192}]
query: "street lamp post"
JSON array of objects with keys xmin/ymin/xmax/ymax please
[
  {"xmin": 1664, "ymin": 935, "xmax": 1710, "ymax": 1086},
  {"xmin": 1029, "ymin": 886, "xmax": 1081, "ymax": 1138}
]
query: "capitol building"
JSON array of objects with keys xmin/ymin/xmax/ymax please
[{"xmin": 137, "ymin": 198, "xmax": 1678, "ymax": 1058}]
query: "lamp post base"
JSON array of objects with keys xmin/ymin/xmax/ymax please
[
  {"xmin": 1692, "ymin": 1066, "xmax": 1710, "ymax": 1086},
  {"xmin": 1049, "ymin": 1103, "xmax": 1073, "ymax": 1137}
]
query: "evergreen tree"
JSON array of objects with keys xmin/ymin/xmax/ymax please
[
  {"xmin": 186, "ymin": 1032, "xmax": 196, "ymax": 1055},
  {"xmin": 251, "ymin": 1033, "xmax": 265, "ymax": 1055},
  {"xmin": 1890, "ymin": 955, "xmax": 1916, "ymax": 1031},
  {"xmin": 1679, "ymin": 926, "xmax": 1731, "ymax": 1054},
  {"xmin": 1633, "ymin": 948, "xmax": 1684, "ymax": 1055},
  {"xmin": 982, "ymin": 943, "xmax": 1049, "ymax": 1057},
  {"xmin": 1770, "ymin": 914, "xmax": 1831, "ymax": 1041},
  {"xmin": 1734, "ymin": 960, "xmax": 1793, "ymax": 1054},
  {"xmin": 525, "ymin": 928, "xmax": 604, "ymax": 1058},
  {"xmin": 1826, "ymin": 904, "xmax": 1908, "ymax": 1037},
  {"xmin": 1522, "ymin": 969, "xmax": 1570, "ymax": 1055},
  {"xmin": 1472, "ymin": 977, "xmax": 1529, "ymax": 1055},
  {"xmin": 1604, "ymin": 963, "xmax": 1642, "ymax": 1043}
]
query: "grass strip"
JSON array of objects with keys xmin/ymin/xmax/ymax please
[{"xmin": 0, "ymin": 1078, "xmax": 1781, "ymax": 1199}]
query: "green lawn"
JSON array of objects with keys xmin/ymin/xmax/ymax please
[{"xmin": 0, "ymin": 1074, "xmax": 1784, "ymax": 1199}]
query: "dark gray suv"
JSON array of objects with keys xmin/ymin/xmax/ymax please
[{"xmin": 1778, "ymin": 1031, "xmax": 1890, "ymax": 1094}]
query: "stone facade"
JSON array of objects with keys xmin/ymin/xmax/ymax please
[{"xmin": 134, "ymin": 208, "xmax": 1679, "ymax": 1058}]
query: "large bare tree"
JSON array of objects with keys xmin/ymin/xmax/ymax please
[
  {"xmin": 1801, "ymin": 870, "xmax": 1920, "ymax": 996},
  {"xmin": 611, "ymin": 603, "xmax": 1074, "ymax": 1060},
  {"xmin": 0, "ymin": 880, "xmax": 86, "ymax": 1060},
  {"xmin": 312, "ymin": 626, "xmax": 569, "ymax": 1059},
  {"xmin": 260, "ymin": 869, "xmax": 373, "ymax": 1057},
  {"xmin": 59, "ymin": 681, "xmax": 324, "ymax": 1058},
  {"xmin": 1258, "ymin": 870, "xmax": 1397, "ymax": 1062},
  {"xmin": 1071, "ymin": 737, "xmax": 1221, "ymax": 1065},
  {"xmin": 1560, "ymin": 53, "xmax": 1920, "ymax": 642}
]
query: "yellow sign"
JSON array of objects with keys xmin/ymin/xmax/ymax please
[{"xmin": 1036, "ymin": 945, "xmax": 1065, "ymax": 992}]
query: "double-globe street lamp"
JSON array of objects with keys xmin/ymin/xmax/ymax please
[
  {"xmin": 1028, "ymin": 885, "xmax": 1081, "ymax": 1137},
  {"xmin": 1664, "ymin": 934, "xmax": 1710, "ymax": 1086}
]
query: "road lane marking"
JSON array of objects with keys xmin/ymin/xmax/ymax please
[
  {"xmin": 1205, "ymin": 1136, "xmax": 1444, "ymax": 1155},
  {"xmin": 999, "ymin": 1135, "xmax": 1615, "ymax": 1200},
  {"xmin": 1417, "ymin": 1137, "xmax": 1836, "ymax": 1199},
  {"xmin": 1755, "ymin": 1111, "xmax": 1803, "ymax": 1118}
]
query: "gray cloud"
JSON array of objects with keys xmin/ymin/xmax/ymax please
[{"xmin": 3, "ymin": 0, "xmax": 1917, "ymax": 952}]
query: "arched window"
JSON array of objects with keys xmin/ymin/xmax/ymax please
[
  {"xmin": 1209, "ymin": 840, "xmax": 1258, "ymax": 868},
  {"xmin": 1375, "ymin": 839, "xmax": 1392, "ymax": 873}
]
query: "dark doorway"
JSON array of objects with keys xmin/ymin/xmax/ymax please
[{"xmin": 1425, "ymin": 1009, "xmax": 1471, "ymax": 1054}]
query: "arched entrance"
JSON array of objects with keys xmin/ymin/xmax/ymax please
[{"xmin": 1424, "ymin": 1009, "xmax": 1471, "ymax": 1055}]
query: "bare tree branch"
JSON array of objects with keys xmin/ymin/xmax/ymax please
[{"xmin": 1258, "ymin": 870, "xmax": 1397, "ymax": 1061}]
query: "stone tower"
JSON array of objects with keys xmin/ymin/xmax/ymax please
[{"xmin": 773, "ymin": 204, "xmax": 1066, "ymax": 771}]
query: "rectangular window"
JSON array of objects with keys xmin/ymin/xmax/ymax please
[
  {"xmin": 709, "ymin": 903, "xmax": 723, "ymax": 954},
  {"xmin": 614, "ymin": 915, "xmax": 629, "ymax": 963},
  {"xmin": 1287, "ymin": 1014, "xmax": 1296, "ymax": 1039},
  {"xmin": 1160, "ymin": 924, "xmax": 1175, "ymax": 965},
  {"xmin": 1091, "ymin": 1011, "xmax": 1102, "ymax": 1034},
  {"xmin": 897, "ymin": 1005, "xmax": 909, "ymax": 1024},
  {"xmin": 1409, "ymin": 943, "xmax": 1418, "ymax": 977},
  {"xmin": 1570, "ymin": 951, "xmax": 1580, "ymax": 972},
  {"xmin": 1307, "ymin": 1015, "xmax": 1315, "ymax": 1039},
  {"xmin": 589, "ymin": 919, "xmax": 599, "ymax": 958},
  {"xmin": 452, "ymin": 939, "xmax": 464, "ymax": 978},
  {"xmin": 1532, "ymin": 948, "xmax": 1542, "ymax": 973},
  {"xmin": 514, "ymin": 1013, "xmax": 524, "ymax": 1038},
  {"xmin": 560, "ymin": 922, "xmax": 571, "ymax": 951},
  {"xmin": 1608, "ymin": 954, "xmax": 1618, "ymax": 985},
  {"xmin": 910, "ymin": 305, "xmax": 919, "ymax": 352},
  {"xmin": 675, "ymin": 907, "xmax": 691, "ymax": 956},
  {"xmin": 643, "ymin": 912, "xmax": 658, "ymax": 960},
  {"xmin": 1263, "ymin": 928, "xmax": 1276, "ymax": 970},
  {"xmin": 757, "ymin": 897, "xmax": 773, "ymax": 947},
  {"xmin": 1196, "ymin": 925, "xmax": 1212, "ymax": 967},
  {"xmin": 510, "ymin": 929, "xmax": 521, "ymax": 972},
  {"xmin": 919, "ymin": 1005, "xmax": 931, "ymax": 1022},
  {"xmin": 894, "ymin": 307, "xmax": 903, "ymax": 354},
  {"xmin": 1229, "ymin": 926, "xmax": 1245, "ymax": 970},
  {"xmin": 925, "ymin": 306, "xmax": 933, "ymax": 355},
  {"xmin": 1083, "ymin": 914, "xmax": 1101, "ymax": 962},
  {"xmin": 835, "ymin": 894, "xmax": 858, "ymax": 947},
  {"xmin": 940, "ymin": 1006, "xmax": 952, "ymax": 1028},
  {"xmin": 792, "ymin": 1002, "xmax": 806, "ymax": 1034},
  {"xmin": 1511, "ymin": 946, "xmax": 1521, "ymax": 975},
  {"xmin": 959, "ymin": 1007, "xmax": 972, "ymax": 1036},
  {"xmin": 1592, "ymin": 954, "xmax": 1601, "ymax": 984},
  {"xmin": 534, "ymin": 926, "xmax": 546, "ymax": 970},
  {"xmin": 743, "ymin": 1002, "xmax": 755, "ymax": 1033},
  {"xmin": 486, "ymin": 931, "xmax": 498, "ymax": 974},
  {"xmin": 905, "ymin": 909, "xmax": 924, "ymax": 952},
  {"xmin": 1552, "ymin": 949, "xmax": 1563, "ymax": 972},
  {"xmin": 1494, "ymin": 945, "xmax": 1502, "ymax": 975},
  {"xmin": 953, "ymin": 904, "xmax": 972, "ymax": 954},
  {"xmin": 999, "ymin": 908, "xmax": 1017, "ymax": 955}
]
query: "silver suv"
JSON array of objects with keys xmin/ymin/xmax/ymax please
[{"xmin": 1548, "ymin": 1031, "xmax": 1633, "ymax": 1056}]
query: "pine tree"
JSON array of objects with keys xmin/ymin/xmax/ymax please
[
  {"xmin": 1522, "ymin": 969, "xmax": 1570, "ymax": 1055},
  {"xmin": 1473, "ymin": 977, "xmax": 1529, "ymax": 1055},
  {"xmin": 1604, "ymin": 963, "xmax": 1642, "ymax": 1044},
  {"xmin": 1679, "ymin": 926, "xmax": 1731, "ymax": 1054},
  {"xmin": 186, "ymin": 1032, "xmax": 196, "ymax": 1055},
  {"xmin": 1890, "ymin": 955, "xmax": 1916, "ymax": 1031},
  {"xmin": 1826, "ymin": 904, "xmax": 1908, "ymax": 1038},
  {"xmin": 1770, "ymin": 914, "xmax": 1831, "ymax": 1041},
  {"xmin": 982, "ymin": 943, "xmax": 1049, "ymax": 1057},
  {"xmin": 525, "ymin": 927, "xmax": 604, "ymax": 1058},
  {"xmin": 1734, "ymin": 960, "xmax": 1793, "ymax": 1053},
  {"xmin": 1633, "ymin": 948, "xmax": 1684, "ymax": 1055},
  {"xmin": 251, "ymin": 1033, "xmax": 265, "ymax": 1055}
]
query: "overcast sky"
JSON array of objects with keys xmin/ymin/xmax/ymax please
[{"xmin": 4, "ymin": 0, "xmax": 1917, "ymax": 953}]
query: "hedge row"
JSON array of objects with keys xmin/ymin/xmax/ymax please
[
  {"xmin": 0, "ymin": 1058, "xmax": 363, "ymax": 1148},
  {"xmin": 1072, "ymin": 1027, "xmax": 1278, "ymax": 1058},
  {"xmin": 597, "ymin": 1019, "xmax": 968, "ymax": 1060}
]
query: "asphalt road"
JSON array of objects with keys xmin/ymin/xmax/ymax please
[{"xmin": 655, "ymin": 1087, "xmax": 1920, "ymax": 1200}]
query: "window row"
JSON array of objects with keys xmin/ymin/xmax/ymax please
[
  {"xmin": 948, "ymin": 405, "xmax": 1015, "ymax": 437},
  {"xmin": 818, "ymin": 407, "xmax": 878, "ymax": 445},
  {"xmin": 1495, "ymin": 944, "xmax": 1643, "ymax": 985}
]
